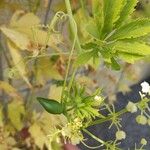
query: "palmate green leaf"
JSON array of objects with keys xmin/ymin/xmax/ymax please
[
  {"xmin": 92, "ymin": 0, "xmax": 104, "ymax": 38},
  {"xmin": 81, "ymin": 42, "xmax": 97, "ymax": 50},
  {"xmin": 85, "ymin": 19, "xmax": 100, "ymax": 39},
  {"xmin": 115, "ymin": 0, "xmax": 138, "ymax": 27},
  {"xmin": 110, "ymin": 0, "xmax": 126, "ymax": 24},
  {"xmin": 109, "ymin": 19, "xmax": 150, "ymax": 41},
  {"xmin": 110, "ymin": 57, "xmax": 121, "ymax": 70},
  {"xmin": 74, "ymin": 50, "xmax": 97, "ymax": 67},
  {"xmin": 118, "ymin": 52, "xmax": 144, "ymax": 63},
  {"xmin": 103, "ymin": 56, "xmax": 121, "ymax": 70},
  {"xmin": 102, "ymin": 0, "xmax": 126, "ymax": 38},
  {"xmin": 114, "ymin": 41, "xmax": 150, "ymax": 63},
  {"xmin": 115, "ymin": 41, "xmax": 150, "ymax": 55}
]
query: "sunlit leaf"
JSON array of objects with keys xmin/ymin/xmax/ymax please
[
  {"xmin": 115, "ymin": 0, "xmax": 138, "ymax": 27},
  {"xmin": 114, "ymin": 41, "xmax": 150, "ymax": 63},
  {"xmin": 102, "ymin": 0, "xmax": 126, "ymax": 37},
  {"xmin": 109, "ymin": 19, "xmax": 150, "ymax": 40}
]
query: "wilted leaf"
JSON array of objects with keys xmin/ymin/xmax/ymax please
[
  {"xmin": 35, "ymin": 57, "xmax": 62, "ymax": 85},
  {"xmin": 0, "ymin": 27, "xmax": 30, "ymax": 50},
  {"xmin": 10, "ymin": 11, "xmax": 40, "ymax": 28},
  {"xmin": 0, "ymin": 81, "xmax": 23, "ymax": 101},
  {"xmin": 29, "ymin": 123, "xmax": 49, "ymax": 149},
  {"xmin": 7, "ymin": 40, "xmax": 32, "ymax": 88},
  {"xmin": 48, "ymin": 85, "xmax": 62, "ymax": 102},
  {"xmin": 8, "ymin": 101, "xmax": 25, "ymax": 130},
  {"xmin": 76, "ymin": 76, "xmax": 94, "ymax": 87},
  {"xmin": 118, "ymin": 83, "xmax": 131, "ymax": 93},
  {"xmin": 0, "ymin": 135, "xmax": 17, "ymax": 150},
  {"xmin": 9, "ymin": 11, "xmax": 61, "ymax": 48},
  {"xmin": 29, "ymin": 112, "xmax": 67, "ymax": 149}
]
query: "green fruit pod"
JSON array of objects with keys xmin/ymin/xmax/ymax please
[{"xmin": 37, "ymin": 97, "xmax": 64, "ymax": 114}]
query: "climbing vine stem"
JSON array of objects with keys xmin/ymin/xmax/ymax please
[{"xmin": 61, "ymin": 0, "xmax": 81, "ymax": 102}]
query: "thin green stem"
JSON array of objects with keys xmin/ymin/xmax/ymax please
[
  {"xmin": 61, "ymin": 34, "xmax": 76, "ymax": 102},
  {"xmin": 61, "ymin": 0, "xmax": 81, "ymax": 102},
  {"xmin": 87, "ymin": 108, "xmax": 127, "ymax": 127},
  {"xmin": 65, "ymin": 0, "xmax": 82, "ymax": 52},
  {"xmin": 81, "ymin": 141, "xmax": 102, "ymax": 149},
  {"xmin": 83, "ymin": 129, "xmax": 104, "ymax": 144},
  {"xmin": 68, "ymin": 68, "xmax": 76, "ymax": 91}
]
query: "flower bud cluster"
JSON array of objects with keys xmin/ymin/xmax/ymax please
[{"xmin": 61, "ymin": 118, "xmax": 83, "ymax": 145}]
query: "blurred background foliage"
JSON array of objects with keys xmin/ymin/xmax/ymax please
[{"xmin": 0, "ymin": 0, "xmax": 150, "ymax": 149}]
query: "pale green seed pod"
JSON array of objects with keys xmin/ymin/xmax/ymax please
[
  {"xmin": 116, "ymin": 130, "xmax": 126, "ymax": 140},
  {"xmin": 126, "ymin": 101, "xmax": 137, "ymax": 113},
  {"xmin": 141, "ymin": 138, "xmax": 147, "ymax": 145},
  {"xmin": 136, "ymin": 115, "xmax": 147, "ymax": 125}
]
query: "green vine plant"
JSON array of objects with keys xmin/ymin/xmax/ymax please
[
  {"xmin": 35, "ymin": 0, "xmax": 150, "ymax": 149},
  {"xmin": 1, "ymin": 0, "xmax": 150, "ymax": 150}
]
